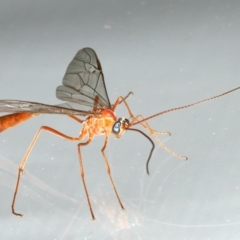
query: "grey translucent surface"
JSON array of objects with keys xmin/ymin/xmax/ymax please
[{"xmin": 1, "ymin": 1, "xmax": 240, "ymax": 240}]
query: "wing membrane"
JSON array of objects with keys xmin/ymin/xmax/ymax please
[
  {"xmin": 0, "ymin": 48, "xmax": 110, "ymax": 115},
  {"xmin": 56, "ymin": 48, "xmax": 111, "ymax": 110},
  {"xmin": 0, "ymin": 100, "xmax": 94, "ymax": 116}
]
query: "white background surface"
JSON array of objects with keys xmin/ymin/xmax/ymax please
[{"xmin": 1, "ymin": 1, "xmax": 240, "ymax": 239}]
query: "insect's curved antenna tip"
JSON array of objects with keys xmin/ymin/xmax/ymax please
[
  {"xmin": 185, "ymin": 156, "xmax": 188, "ymax": 161},
  {"xmin": 146, "ymin": 164, "xmax": 150, "ymax": 175}
]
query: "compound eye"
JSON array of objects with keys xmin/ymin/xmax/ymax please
[
  {"xmin": 112, "ymin": 121, "xmax": 121, "ymax": 134},
  {"xmin": 123, "ymin": 118, "xmax": 129, "ymax": 125}
]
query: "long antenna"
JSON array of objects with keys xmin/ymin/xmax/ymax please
[{"xmin": 131, "ymin": 86, "xmax": 240, "ymax": 126}]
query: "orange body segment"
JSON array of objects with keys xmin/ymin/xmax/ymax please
[
  {"xmin": 100, "ymin": 108, "xmax": 117, "ymax": 119},
  {"xmin": 0, "ymin": 112, "xmax": 37, "ymax": 132},
  {"xmin": 83, "ymin": 109, "xmax": 117, "ymax": 136}
]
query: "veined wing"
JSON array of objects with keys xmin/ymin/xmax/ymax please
[
  {"xmin": 0, "ymin": 100, "xmax": 94, "ymax": 116},
  {"xmin": 56, "ymin": 48, "xmax": 111, "ymax": 111}
]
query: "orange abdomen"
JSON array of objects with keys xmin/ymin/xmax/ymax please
[{"xmin": 0, "ymin": 113, "xmax": 37, "ymax": 132}]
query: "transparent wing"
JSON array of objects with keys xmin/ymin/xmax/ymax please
[
  {"xmin": 0, "ymin": 100, "xmax": 94, "ymax": 116},
  {"xmin": 56, "ymin": 48, "xmax": 111, "ymax": 111}
]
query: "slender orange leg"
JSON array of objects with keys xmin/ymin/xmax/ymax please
[
  {"xmin": 12, "ymin": 126, "xmax": 81, "ymax": 217},
  {"xmin": 111, "ymin": 96, "xmax": 185, "ymax": 170},
  {"xmin": 68, "ymin": 114, "xmax": 84, "ymax": 123},
  {"xmin": 130, "ymin": 115, "xmax": 188, "ymax": 160},
  {"xmin": 114, "ymin": 95, "xmax": 171, "ymax": 136},
  {"xmin": 111, "ymin": 92, "xmax": 133, "ymax": 111},
  {"xmin": 76, "ymin": 136, "xmax": 96, "ymax": 220},
  {"xmin": 101, "ymin": 135, "xmax": 124, "ymax": 210},
  {"xmin": 130, "ymin": 114, "xmax": 171, "ymax": 136},
  {"xmin": 117, "ymin": 91, "xmax": 133, "ymax": 105}
]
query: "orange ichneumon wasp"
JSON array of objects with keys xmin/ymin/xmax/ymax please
[{"xmin": 0, "ymin": 48, "xmax": 239, "ymax": 220}]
